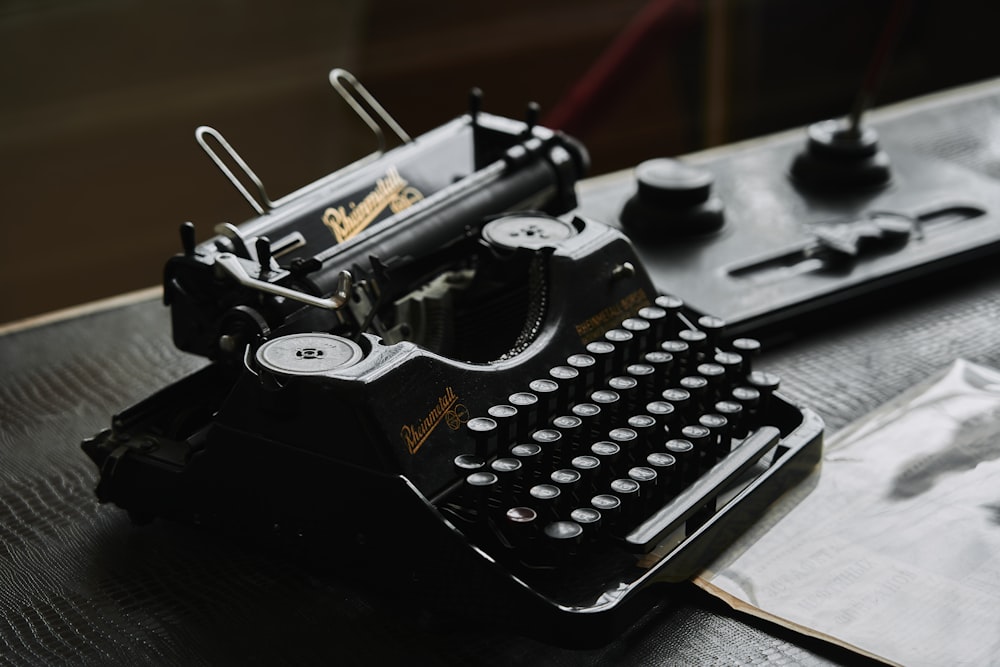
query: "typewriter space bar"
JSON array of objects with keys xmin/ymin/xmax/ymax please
[{"xmin": 624, "ymin": 426, "xmax": 781, "ymax": 553}]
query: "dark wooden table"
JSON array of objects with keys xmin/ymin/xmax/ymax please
[{"xmin": 3, "ymin": 81, "xmax": 1000, "ymax": 665}]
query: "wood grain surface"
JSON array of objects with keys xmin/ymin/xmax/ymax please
[{"xmin": 2, "ymin": 259, "xmax": 998, "ymax": 665}]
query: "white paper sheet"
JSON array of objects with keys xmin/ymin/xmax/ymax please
[{"xmin": 694, "ymin": 359, "xmax": 1000, "ymax": 667}]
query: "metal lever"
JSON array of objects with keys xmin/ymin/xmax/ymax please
[
  {"xmin": 196, "ymin": 126, "xmax": 274, "ymax": 215},
  {"xmin": 329, "ymin": 68, "xmax": 411, "ymax": 154},
  {"xmin": 215, "ymin": 253, "xmax": 353, "ymax": 312}
]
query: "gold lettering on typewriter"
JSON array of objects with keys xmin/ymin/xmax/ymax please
[
  {"xmin": 400, "ymin": 386, "xmax": 469, "ymax": 455},
  {"xmin": 574, "ymin": 288, "xmax": 651, "ymax": 343},
  {"xmin": 321, "ymin": 167, "xmax": 424, "ymax": 243}
]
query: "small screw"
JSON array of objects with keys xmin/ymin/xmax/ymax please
[{"xmin": 611, "ymin": 262, "xmax": 636, "ymax": 280}]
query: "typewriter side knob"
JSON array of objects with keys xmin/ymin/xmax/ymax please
[
  {"xmin": 256, "ymin": 333, "xmax": 364, "ymax": 377},
  {"xmin": 481, "ymin": 215, "xmax": 578, "ymax": 251}
]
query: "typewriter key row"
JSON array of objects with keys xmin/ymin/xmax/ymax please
[{"xmin": 453, "ymin": 296, "xmax": 782, "ymax": 561}]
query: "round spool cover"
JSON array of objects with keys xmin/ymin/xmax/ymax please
[
  {"xmin": 256, "ymin": 333, "xmax": 364, "ymax": 376},
  {"xmin": 481, "ymin": 215, "xmax": 577, "ymax": 250}
]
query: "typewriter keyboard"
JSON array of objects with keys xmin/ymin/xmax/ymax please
[{"xmin": 444, "ymin": 296, "xmax": 795, "ymax": 575}]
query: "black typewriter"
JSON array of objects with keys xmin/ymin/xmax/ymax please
[{"xmin": 82, "ymin": 70, "xmax": 823, "ymax": 646}]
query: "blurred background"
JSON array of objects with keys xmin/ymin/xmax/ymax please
[{"xmin": 3, "ymin": 0, "xmax": 1000, "ymax": 324}]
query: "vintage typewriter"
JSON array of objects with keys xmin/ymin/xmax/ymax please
[{"xmin": 82, "ymin": 70, "xmax": 823, "ymax": 646}]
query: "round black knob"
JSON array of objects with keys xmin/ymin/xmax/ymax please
[
  {"xmin": 790, "ymin": 119, "xmax": 892, "ymax": 192},
  {"xmin": 620, "ymin": 158, "xmax": 724, "ymax": 239}
]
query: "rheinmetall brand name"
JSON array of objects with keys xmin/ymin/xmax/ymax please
[
  {"xmin": 400, "ymin": 386, "xmax": 467, "ymax": 455},
  {"xmin": 321, "ymin": 167, "xmax": 423, "ymax": 243}
]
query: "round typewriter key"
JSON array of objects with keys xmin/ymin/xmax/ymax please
[
  {"xmin": 552, "ymin": 414, "xmax": 583, "ymax": 430},
  {"xmin": 715, "ymin": 399, "xmax": 746, "ymax": 438},
  {"xmin": 638, "ymin": 305, "xmax": 667, "ymax": 320},
  {"xmin": 509, "ymin": 391, "xmax": 539, "ymax": 437},
  {"xmin": 713, "ymin": 351, "xmax": 744, "ymax": 382},
  {"xmin": 570, "ymin": 506, "xmax": 602, "ymax": 526},
  {"xmin": 627, "ymin": 414, "xmax": 658, "ymax": 459},
  {"xmin": 731, "ymin": 337, "xmax": 762, "ymax": 374},
  {"xmin": 732, "ymin": 385, "xmax": 761, "ymax": 425},
  {"xmin": 552, "ymin": 414, "xmax": 584, "ymax": 456},
  {"xmin": 699, "ymin": 413, "xmax": 731, "ymax": 459},
  {"xmin": 660, "ymin": 340, "xmax": 690, "ymax": 379},
  {"xmin": 491, "ymin": 457, "xmax": 522, "ymax": 474},
  {"xmin": 531, "ymin": 428, "xmax": 561, "ymax": 444},
  {"xmin": 608, "ymin": 375, "xmax": 639, "ymax": 411},
  {"xmin": 638, "ymin": 305, "xmax": 669, "ymax": 343},
  {"xmin": 608, "ymin": 376, "xmax": 638, "ymax": 391},
  {"xmin": 697, "ymin": 362, "xmax": 726, "ymax": 381},
  {"xmin": 550, "ymin": 468, "xmax": 582, "ymax": 504},
  {"xmin": 466, "ymin": 416, "xmax": 498, "ymax": 460},
  {"xmin": 646, "ymin": 451, "xmax": 677, "ymax": 495},
  {"xmin": 548, "ymin": 365, "xmax": 580, "ymax": 408},
  {"xmin": 610, "ymin": 477, "xmax": 641, "ymax": 496},
  {"xmin": 665, "ymin": 438, "xmax": 695, "ymax": 489},
  {"xmin": 748, "ymin": 371, "xmax": 780, "ymax": 406},
  {"xmin": 570, "ymin": 454, "xmax": 601, "ymax": 489},
  {"xmin": 608, "ymin": 427, "xmax": 638, "ymax": 461},
  {"xmin": 531, "ymin": 428, "xmax": 562, "ymax": 468},
  {"xmin": 622, "ymin": 317, "xmax": 652, "ymax": 351},
  {"xmin": 543, "ymin": 520, "xmax": 584, "ymax": 559},
  {"xmin": 654, "ymin": 294, "xmax": 684, "ymax": 313},
  {"xmin": 732, "ymin": 385, "xmax": 760, "ymax": 406},
  {"xmin": 696, "ymin": 315, "xmax": 726, "ymax": 348},
  {"xmin": 555, "ymin": 362, "xmax": 584, "ymax": 379},
  {"xmin": 697, "ymin": 362, "xmax": 727, "ymax": 402},
  {"xmin": 660, "ymin": 340, "xmax": 689, "ymax": 355},
  {"xmin": 505, "ymin": 506, "xmax": 539, "ymax": 547},
  {"xmin": 454, "ymin": 454, "xmax": 485, "ymax": 476},
  {"xmin": 627, "ymin": 363, "xmax": 656, "ymax": 379},
  {"xmin": 570, "ymin": 507, "xmax": 603, "ymax": 539},
  {"xmin": 511, "ymin": 442, "xmax": 543, "ymax": 480},
  {"xmin": 529, "ymin": 378, "xmax": 559, "ymax": 418},
  {"xmin": 586, "ymin": 341, "xmax": 615, "ymax": 385},
  {"xmin": 567, "ymin": 353, "xmax": 597, "ymax": 396},
  {"xmin": 678, "ymin": 328, "xmax": 708, "ymax": 353},
  {"xmin": 626, "ymin": 362, "xmax": 657, "ymax": 402},
  {"xmin": 466, "ymin": 470, "xmax": 498, "ymax": 487},
  {"xmin": 680, "ymin": 375, "xmax": 709, "ymax": 409},
  {"xmin": 591, "ymin": 389, "xmax": 621, "ymax": 430},
  {"xmin": 748, "ymin": 371, "xmax": 780, "ymax": 419},
  {"xmin": 544, "ymin": 519, "xmax": 584, "ymax": 541},
  {"xmin": 465, "ymin": 471, "xmax": 498, "ymax": 518},
  {"xmin": 487, "ymin": 404, "xmax": 518, "ymax": 453},
  {"xmin": 645, "ymin": 400, "xmax": 677, "ymax": 432},
  {"xmin": 643, "ymin": 350, "xmax": 674, "ymax": 389},
  {"xmin": 256, "ymin": 333, "xmax": 364, "ymax": 376},
  {"xmin": 604, "ymin": 328, "xmax": 634, "ymax": 367},
  {"xmin": 573, "ymin": 402, "xmax": 601, "ymax": 418},
  {"xmin": 609, "ymin": 478, "xmax": 642, "ymax": 523},
  {"xmin": 681, "ymin": 424, "xmax": 713, "ymax": 470},
  {"xmin": 529, "ymin": 483, "xmax": 562, "ymax": 519},
  {"xmin": 628, "ymin": 466, "xmax": 658, "ymax": 501},
  {"xmin": 661, "ymin": 387, "xmax": 692, "ymax": 418},
  {"xmin": 591, "ymin": 493, "xmax": 621, "ymax": 510},
  {"xmin": 591, "ymin": 493, "xmax": 622, "ymax": 528},
  {"xmin": 529, "ymin": 483, "xmax": 560, "ymax": 499},
  {"xmin": 507, "ymin": 506, "xmax": 537, "ymax": 523},
  {"xmin": 590, "ymin": 440, "xmax": 622, "ymax": 477},
  {"xmin": 491, "ymin": 457, "xmax": 523, "ymax": 503}
]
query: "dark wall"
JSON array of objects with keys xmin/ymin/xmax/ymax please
[{"xmin": 2, "ymin": 0, "xmax": 998, "ymax": 323}]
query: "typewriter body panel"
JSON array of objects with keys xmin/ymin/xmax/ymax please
[{"xmin": 82, "ymin": 72, "xmax": 823, "ymax": 646}]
